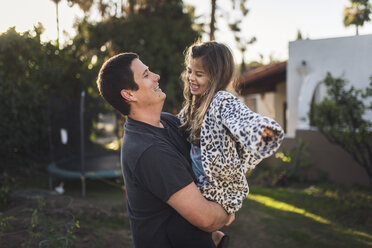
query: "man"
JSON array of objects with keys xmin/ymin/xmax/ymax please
[{"xmin": 96, "ymin": 53, "xmax": 233, "ymax": 248}]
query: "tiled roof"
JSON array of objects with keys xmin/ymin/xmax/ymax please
[{"xmin": 235, "ymin": 61, "xmax": 287, "ymax": 95}]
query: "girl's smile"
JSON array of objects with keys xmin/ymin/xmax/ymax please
[{"xmin": 186, "ymin": 58, "xmax": 209, "ymax": 96}]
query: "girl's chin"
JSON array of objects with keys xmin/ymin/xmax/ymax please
[{"xmin": 190, "ymin": 88, "xmax": 201, "ymax": 95}]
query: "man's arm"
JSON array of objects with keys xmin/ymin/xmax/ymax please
[
  {"xmin": 135, "ymin": 145, "xmax": 233, "ymax": 232},
  {"xmin": 167, "ymin": 182, "xmax": 233, "ymax": 232}
]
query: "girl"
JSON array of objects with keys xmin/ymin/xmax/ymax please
[{"xmin": 178, "ymin": 41, "xmax": 284, "ymax": 246}]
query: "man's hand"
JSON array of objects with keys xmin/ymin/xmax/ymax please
[{"xmin": 167, "ymin": 182, "xmax": 230, "ymax": 232}]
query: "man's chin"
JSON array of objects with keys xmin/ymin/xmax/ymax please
[{"xmin": 161, "ymin": 93, "xmax": 167, "ymax": 103}]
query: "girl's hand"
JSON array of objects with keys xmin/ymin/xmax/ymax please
[
  {"xmin": 225, "ymin": 213, "xmax": 235, "ymax": 226},
  {"xmin": 261, "ymin": 127, "xmax": 275, "ymax": 141}
]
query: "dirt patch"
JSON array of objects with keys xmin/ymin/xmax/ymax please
[
  {"xmin": 0, "ymin": 190, "xmax": 132, "ymax": 248},
  {"xmin": 75, "ymin": 227, "xmax": 132, "ymax": 248}
]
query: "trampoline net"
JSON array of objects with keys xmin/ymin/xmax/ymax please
[
  {"xmin": 49, "ymin": 94, "xmax": 82, "ymax": 161},
  {"xmin": 48, "ymin": 93, "xmax": 121, "ymax": 178}
]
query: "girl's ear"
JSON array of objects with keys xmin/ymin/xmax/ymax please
[{"xmin": 120, "ymin": 89, "xmax": 136, "ymax": 102}]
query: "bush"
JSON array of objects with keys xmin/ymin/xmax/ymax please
[
  {"xmin": 0, "ymin": 172, "xmax": 15, "ymax": 210},
  {"xmin": 73, "ymin": 0, "xmax": 200, "ymax": 112},
  {"xmin": 310, "ymin": 72, "xmax": 372, "ymax": 184},
  {"xmin": 249, "ymin": 139, "xmax": 313, "ymax": 186},
  {"xmin": 0, "ymin": 25, "xmax": 103, "ymax": 172},
  {"xmin": 0, "ymin": 26, "xmax": 51, "ymax": 167}
]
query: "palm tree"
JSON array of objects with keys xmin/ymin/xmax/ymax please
[
  {"xmin": 343, "ymin": 0, "xmax": 371, "ymax": 35},
  {"xmin": 65, "ymin": 0, "xmax": 94, "ymax": 18},
  {"xmin": 50, "ymin": 0, "xmax": 62, "ymax": 46},
  {"xmin": 209, "ymin": 0, "xmax": 249, "ymax": 41},
  {"xmin": 74, "ymin": 0, "xmax": 94, "ymax": 13},
  {"xmin": 229, "ymin": 20, "xmax": 256, "ymax": 73},
  {"xmin": 209, "ymin": 0, "xmax": 216, "ymax": 40}
]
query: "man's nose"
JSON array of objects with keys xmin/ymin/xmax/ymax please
[{"xmin": 152, "ymin": 72, "xmax": 160, "ymax": 81}]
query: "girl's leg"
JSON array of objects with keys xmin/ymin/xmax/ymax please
[{"xmin": 212, "ymin": 231, "xmax": 224, "ymax": 246}]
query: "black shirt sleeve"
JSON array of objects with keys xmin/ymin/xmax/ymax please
[{"xmin": 135, "ymin": 144, "xmax": 194, "ymax": 202}]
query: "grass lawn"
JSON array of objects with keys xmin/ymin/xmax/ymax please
[
  {"xmin": 1, "ymin": 177, "xmax": 371, "ymax": 247},
  {"xmin": 222, "ymin": 184, "xmax": 372, "ymax": 248}
]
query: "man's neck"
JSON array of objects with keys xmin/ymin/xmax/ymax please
[{"xmin": 128, "ymin": 107, "xmax": 163, "ymax": 128}]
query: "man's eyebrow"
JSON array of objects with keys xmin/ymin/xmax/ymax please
[{"xmin": 142, "ymin": 67, "xmax": 149, "ymax": 76}]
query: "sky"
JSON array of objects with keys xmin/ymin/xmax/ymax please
[{"xmin": 1, "ymin": 0, "xmax": 372, "ymax": 64}]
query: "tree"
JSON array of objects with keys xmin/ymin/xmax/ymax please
[
  {"xmin": 66, "ymin": 0, "xmax": 94, "ymax": 15},
  {"xmin": 66, "ymin": 0, "xmax": 125, "ymax": 18},
  {"xmin": 0, "ymin": 26, "xmax": 58, "ymax": 167},
  {"xmin": 229, "ymin": 20, "xmax": 256, "ymax": 73},
  {"xmin": 210, "ymin": 0, "xmax": 216, "ymax": 40},
  {"xmin": 228, "ymin": 0, "xmax": 255, "ymax": 73},
  {"xmin": 207, "ymin": 0, "xmax": 254, "ymax": 72},
  {"xmin": 296, "ymin": 29, "xmax": 303, "ymax": 40},
  {"xmin": 50, "ymin": 0, "xmax": 62, "ymax": 46},
  {"xmin": 72, "ymin": 0, "xmax": 200, "ymax": 112},
  {"xmin": 343, "ymin": 0, "xmax": 372, "ymax": 35},
  {"xmin": 0, "ymin": 24, "xmax": 98, "ymax": 171},
  {"xmin": 310, "ymin": 73, "xmax": 372, "ymax": 184},
  {"xmin": 209, "ymin": 0, "xmax": 249, "ymax": 41}
]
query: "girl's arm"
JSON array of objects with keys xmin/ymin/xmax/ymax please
[{"xmin": 220, "ymin": 96, "xmax": 284, "ymax": 167}]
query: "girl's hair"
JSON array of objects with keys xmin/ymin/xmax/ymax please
[{"xmin": 180, "ymin": 41, "xmax": 235, "ymax": 145}]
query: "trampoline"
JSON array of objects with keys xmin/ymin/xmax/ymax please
[
  {"xmin": 47, "ymin": 91, "xmax": 122, "ymax": 197},
  {"xmin": 47, "ymin": 152, "xmax": 121, "ymax": 179}
]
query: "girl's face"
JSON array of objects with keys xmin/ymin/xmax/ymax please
[{"xmin": 186, "ymin": 58, "xmax": 210, "ymax": 97}]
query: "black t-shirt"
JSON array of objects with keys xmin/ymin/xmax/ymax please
[{"xmin": 121, "ymin": 112, "xmax": 194, "ymax": 248}]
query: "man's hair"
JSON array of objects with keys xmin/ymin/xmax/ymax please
[{"xmin": 97, "ymin": 53, "xmax": 139, "ymax": 115}]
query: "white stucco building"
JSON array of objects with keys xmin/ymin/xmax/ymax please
[
  {"xmin": 287, "ymin": 34, "xmax": 372, "ymax": 135},
  {"xmin": 235, "ymin": 34, "xmax": 372, "ymax": 186}
]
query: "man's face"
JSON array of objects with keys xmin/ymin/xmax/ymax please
[{"xmin": 130, "ymin": 58, "xmax": 166, "ymax": 106}]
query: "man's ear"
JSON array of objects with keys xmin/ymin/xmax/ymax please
[{"xmin": 120, "ymin": 89, "xmax": 136, "ymax": 102}]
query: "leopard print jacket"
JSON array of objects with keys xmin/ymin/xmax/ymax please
[{"xmin": 179, "ymin": 91, "xmax": 284, "ymax": 214}]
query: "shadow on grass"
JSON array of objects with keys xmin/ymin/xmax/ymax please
[{"xmin": 222, "ymin": 185, "xmax": 372, "ymax": 248}]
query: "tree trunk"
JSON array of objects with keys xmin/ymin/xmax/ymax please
[
  {"xmin": 240, "ymin": 56, "xmax": 246, "ymax": 74},
  {"xmin": 210, "ymin": 0, "xmax": 216, "ymax": 41},
  {"xmin": 356, "ymin": 25, "xmax": 359, "ymax": 35},
  {"xmin": 55, "ymin": 2, "xmax": 60, "ymax": 47},
  {"xmin": 129, "ymin": 0, "xmax": 135, "ymax": 14}
]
